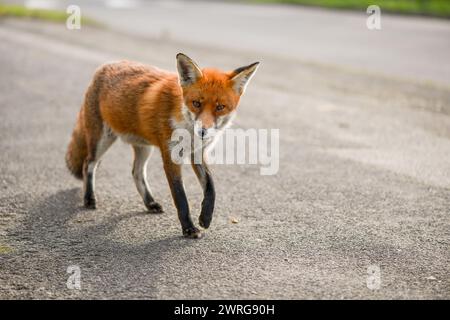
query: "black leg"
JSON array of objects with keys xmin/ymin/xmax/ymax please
[
  {"xmin": 192, "ymin": 161, "xmax": 215, "ymax": 229},
  {"xmin": 162, "ymin": 151, "xmax": 201, "ymax": 238},
  {"xmin": 83, "ymin": 159, "xmax": 97, "ymax": 209}
]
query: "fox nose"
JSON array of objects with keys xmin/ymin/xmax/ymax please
[{"xmin": 199, "ymin": 127, "xmax": 207, "ymax": 139}]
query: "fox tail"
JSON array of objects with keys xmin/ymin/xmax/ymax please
[{"xmin": 65, "ymin": 110, "xmax": 87, "ymax": 180}]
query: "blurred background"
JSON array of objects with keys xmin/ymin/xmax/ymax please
[
  {"xmin": 2, "ymin": 0, "xmax": 450, "ymax": 83},
  {"xmin": 0, "ymin": 0, "xmax": 449, "ymax": 299}
]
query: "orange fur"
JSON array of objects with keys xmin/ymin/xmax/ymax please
[
  {"xmin": 67, "ymin": 61, "xmax": 246, "ymax": 160},
  {"xmin": 65, "ymin": 55, "xmax": 259, "ymax": 237}
]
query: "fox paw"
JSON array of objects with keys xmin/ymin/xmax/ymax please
[
  {"xmin": 199, "ymin": 214, "xmax": 212, "ymax": 229},
  {"xmin": 183, "ymin": 227, "xmax": 202, "ymax": 239},
  {"xmin": 84, "ymin": 197, "xmax": 96, "ymax": 210},
  {"xmin": 145, "ymin": 201, "xmax": 164, "ymax": 213}
]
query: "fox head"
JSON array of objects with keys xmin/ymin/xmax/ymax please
[{"xmin": 176, "ymin": 53, "xmax": 259, "ymax": 140}]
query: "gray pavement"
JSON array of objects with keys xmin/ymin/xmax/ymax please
[{"xmin": 0, "ymin": 3, "xmax": 449, "ymax": 299}]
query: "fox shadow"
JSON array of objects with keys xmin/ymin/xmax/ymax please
[
  {"xmin": 25, "ymin": 187, "xmax": 194, "ymax": 247},
  {"xmin": 18, "ymin": 188, "xmax": 196, "ymax": 297}
]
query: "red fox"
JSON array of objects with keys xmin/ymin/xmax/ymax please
[{"xmin": 66, "ymin": 53, "xmax": 259, "ymax": 238}]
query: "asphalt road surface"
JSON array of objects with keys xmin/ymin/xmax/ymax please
[{"xmin": 0, "ymin": 3, "xmax": 450, "ymax": 299}]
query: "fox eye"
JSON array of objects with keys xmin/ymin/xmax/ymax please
[
  {"xmin": 216, "ymin": 104, "xmax": 225, "ymax": 111},
  {"xmin": 192, "ymin": 100, "xmax": 201, "ymax": 108}
]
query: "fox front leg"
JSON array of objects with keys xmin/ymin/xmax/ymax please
[
  {"xmin": 191, "ymin": 154, "xmax": 216, "ymax": 229},
  {"xmin": 162, "ymin": 150, "xmax": 202, "ymax": 238}
]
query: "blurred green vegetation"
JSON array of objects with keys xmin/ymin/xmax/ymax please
[
  {"xmin": 0, "ymin": 4, "xmax": 95, "ymax": 24},
  {"xmin": 251, "ymin": 0, "xmax": 450, "ymax": 18}
]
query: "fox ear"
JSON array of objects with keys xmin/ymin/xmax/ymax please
[
  {"xmin": 230, "ymin": 62, "xmax": 260, "ymax": 95},
  {"xmin": 176, "ymin": 53, "xmax": 203, "ymax": 87}
]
